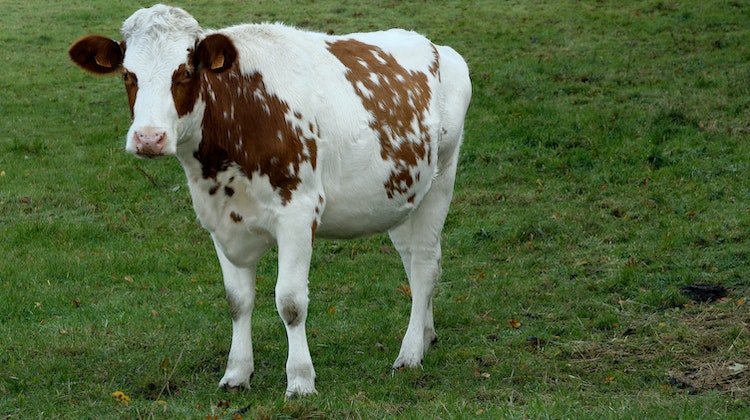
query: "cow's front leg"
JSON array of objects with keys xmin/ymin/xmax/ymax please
[
  {"xmin": 214, "ymin": 241, "xmax": 258, "ymax": 391},
  {"xmin": 275, "ymin": 223, "xmax": 316, "ymax": 398}
]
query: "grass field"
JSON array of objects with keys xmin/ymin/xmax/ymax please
[{"xmin": 1, "ymin": 0, "xmax": 749, "ymax": 418}]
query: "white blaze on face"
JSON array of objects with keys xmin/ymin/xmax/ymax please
[{"xmin": 120, "ymin": 5, "xmax": 204, "ymax": 156}]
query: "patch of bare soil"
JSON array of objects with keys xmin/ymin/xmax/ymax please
[
  {"xmin": 669, "ymin": 361, "xmax": 749, "ymax": 397},
  {"xmin": 556, "ymin": 296, "xmax": 749, "ymax": 397}
]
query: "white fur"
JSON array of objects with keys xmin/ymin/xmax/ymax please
[{"xmin": 106, "ymin": 4, "xmax": 471, "ymax": 397}]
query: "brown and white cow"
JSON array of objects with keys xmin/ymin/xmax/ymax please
[{"xmin": 69, "ymin": 4, "xmax": 471, "ymax": 397}]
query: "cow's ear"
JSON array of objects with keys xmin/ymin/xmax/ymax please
[
  {"xmin": 69, "ymin": 35, "xmax": 124, "ymax": 74},
  {"xmin": 195, "ymin": 33, "xmax": 237, "ymax": 73}
]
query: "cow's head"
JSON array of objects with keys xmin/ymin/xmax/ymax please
[{"xmin": 69, "ymin": 4, "xmax": 236, "ymax": 158}]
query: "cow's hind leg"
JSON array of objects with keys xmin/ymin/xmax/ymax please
[
  {"xmin": 214, "ymin": 241, "xmax": 258, "ymax": 390},
  {"xmin": 389, "ymin": 145, "xmax": 460, "ymax": 369}
]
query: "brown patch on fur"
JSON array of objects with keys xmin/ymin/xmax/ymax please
[
  {"xmin": 193, "ymin": 149, "xmax": 230, "ymax": 180},
  {"xmin": 123, "ymin": 71, "xmax": 138, "ymax": 118},
  {"xmin": 172, "ymin": 59, "xmax": 200, "ymax": 117},
  {"xmin": 311, "ymin": 219, "xmax": 318, "ymax": 243},
  {"xmin": 224, "ymin": 186, "xmax": 235, "ymax": 197},
  {"xmin": 280, "ymin": 297, "xmax": 301, "ymax": 327},
  {"xmin": 208, "ymin": 184, "xmax": 219, "ymax": 195},
  {"xmin": 193, "ymin": 65, "xmax": 318, "ymax": 204},
  {"xmin": 428, "ymin": 44, "xmax": 440, "ymax": 80},
  {"xmin": 226, "ymin": 292, "xmax": 242, "ymax": 321},
  {"xmin": 230, "ymin": 211, "xmax": 243, "ymax": 223},
  {"xmin": 327, "ymin": 39, "xmax": 439, "ymax": 199}
]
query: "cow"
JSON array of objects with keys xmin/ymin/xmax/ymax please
[{"xmin": 69, "ymin": 4, "xmax": 471, "ymax": 397}]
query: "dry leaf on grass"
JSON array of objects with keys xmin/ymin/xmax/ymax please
[
  {"xmin": 507, "ymin": 318, "xmax": 522, "ymax": 329},
  {"xmin": 111, "ymin": 390, "xmax": 131, "ymax": 405},
  {"xmin": 396, "ymin": 284, "xmax": 411, "ymax": 297}
]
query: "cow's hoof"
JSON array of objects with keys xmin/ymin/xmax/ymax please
[
  {"xmin": 424, "ymin": 331, "xmax": 438, "ymax": 349},
  {"xmin": 221, "ymin": 384, "xmax": 245, "ymax": 393},
  {"xmin": 392, "ymin": 350, "xmax": 424, "ymax": 371},
  {"xmin": 391, "ymin": 361, "xmax": 423, "ymax": 370},
  {"xmin": 284, "ymin": 381, "xmax": 316, "ymax": 399},
  {"xmin": 219, "ymin": 372, "xmax": 252, "ymax": 392}
]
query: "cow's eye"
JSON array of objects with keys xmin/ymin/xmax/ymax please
[{"xmin": 174, "ymin": 66, "xmax": 195, "ymax": 85}]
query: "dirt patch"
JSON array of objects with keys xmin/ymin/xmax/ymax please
[
  {"xmin": 669, "ymin": 361, "xmax": 749, "ymax": 397},
  {"xmin": 552, "ymin": 296, "xmax": 749, "ymax": 396}
]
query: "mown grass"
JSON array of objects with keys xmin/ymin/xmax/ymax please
[{"xmin": 1, "ymin": 0, "xmax": 749, "ymax": 418}]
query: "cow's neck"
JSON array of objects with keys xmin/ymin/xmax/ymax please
[
  {"xmin": 176, "ymin": 142, "xmax": 207, "ymax": 184},
  {"xmin": 177, "ymin": 65, "xmax": 318, "ymax": 206}
]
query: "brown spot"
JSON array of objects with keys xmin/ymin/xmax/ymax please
[
  {"xmin": 311, "ymin": 219, "xmax": 318, "ymax": 243},
  {"xmin": 327, "ymin": 39, "xmax": 439, "ymax": 199},
  {"xmin": 428, "ymin": 44, "xmax": 441, "ymax": 80},
  {"xmin": 230, "ymin": 211, "xmax": 243, "ymax": 223},
  {"xmin": 208, "ymin": 184, "xmax": 219, "ymax": 195},
  {"xmin": 123, "ymin": 71, "xmax": 138, "ymax": 118},
  {"xmin": 407, "ymin": 194, "xmax": 415, "ymax": 204},
  {"xmin": 193, "ymin": 65, "xmax": 318, "ymax": 204},
  {"xmin": 318, "ymin": 194, "xmax": 325, "ymax": 204},
  {"xmin": 226, "ymin": 292, "xmax": 243, "ymax": 321},
  {"xmin": 224, "ymin": 186, "xmax": 235, "ymax": 197},
  {"xmin": 171, "ymin": 58, "xmax": 200, "ymax": 117},
  {"xmin": 280, "ymin": 297, "xmax": 300, "ymax": 327}
]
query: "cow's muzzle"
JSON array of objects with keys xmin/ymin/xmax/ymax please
[{"xmin": 134, "ymin": 129, "xmax": 167, "ymax": 157}]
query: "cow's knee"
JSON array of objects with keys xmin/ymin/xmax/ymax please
[
  {"xmin": 226, "ymin": 291, "xmax": 253, "ymax": 320},
  {"xmin": 277, "ymin": 294, "xmax": 307, "ymax": 327}
]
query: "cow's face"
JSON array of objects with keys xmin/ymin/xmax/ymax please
[{"xmin": 68, "ymin": 5, "xmax": 236, "ymax": 158}]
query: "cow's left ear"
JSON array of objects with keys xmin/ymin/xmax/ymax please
[{"xmin": 194, "ymin": 33, "xmax": 237, "ymax": 73}]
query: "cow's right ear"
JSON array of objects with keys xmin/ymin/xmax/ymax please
[
  {"xmin": 69, "ymin": 35, "xmax": 124, "ymax": 74},
  {"xmin": 194, "ymin": 33, "xmax": 237, "ymax": 73}
]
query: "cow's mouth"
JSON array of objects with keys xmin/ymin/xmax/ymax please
[{"xmin": 135, "ymin": 150, "xmax": 165, "ymax": 159}]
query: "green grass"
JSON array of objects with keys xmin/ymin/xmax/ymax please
[{"xmin": 1, "ymin": 0, "xmax": 749, "ymax": 417}]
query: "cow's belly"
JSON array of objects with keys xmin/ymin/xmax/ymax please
[
  {"xmin": 315, "ymin": 199, "xmax": 412, "ymax": 239},
  {"xmin": 316, "ymin": 157, "xmax": 436, "ymax": 239}
]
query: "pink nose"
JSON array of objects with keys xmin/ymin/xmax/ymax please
[{"xmin": 134, "ymin": 130, "xmax": 167, "ymax": 156}]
